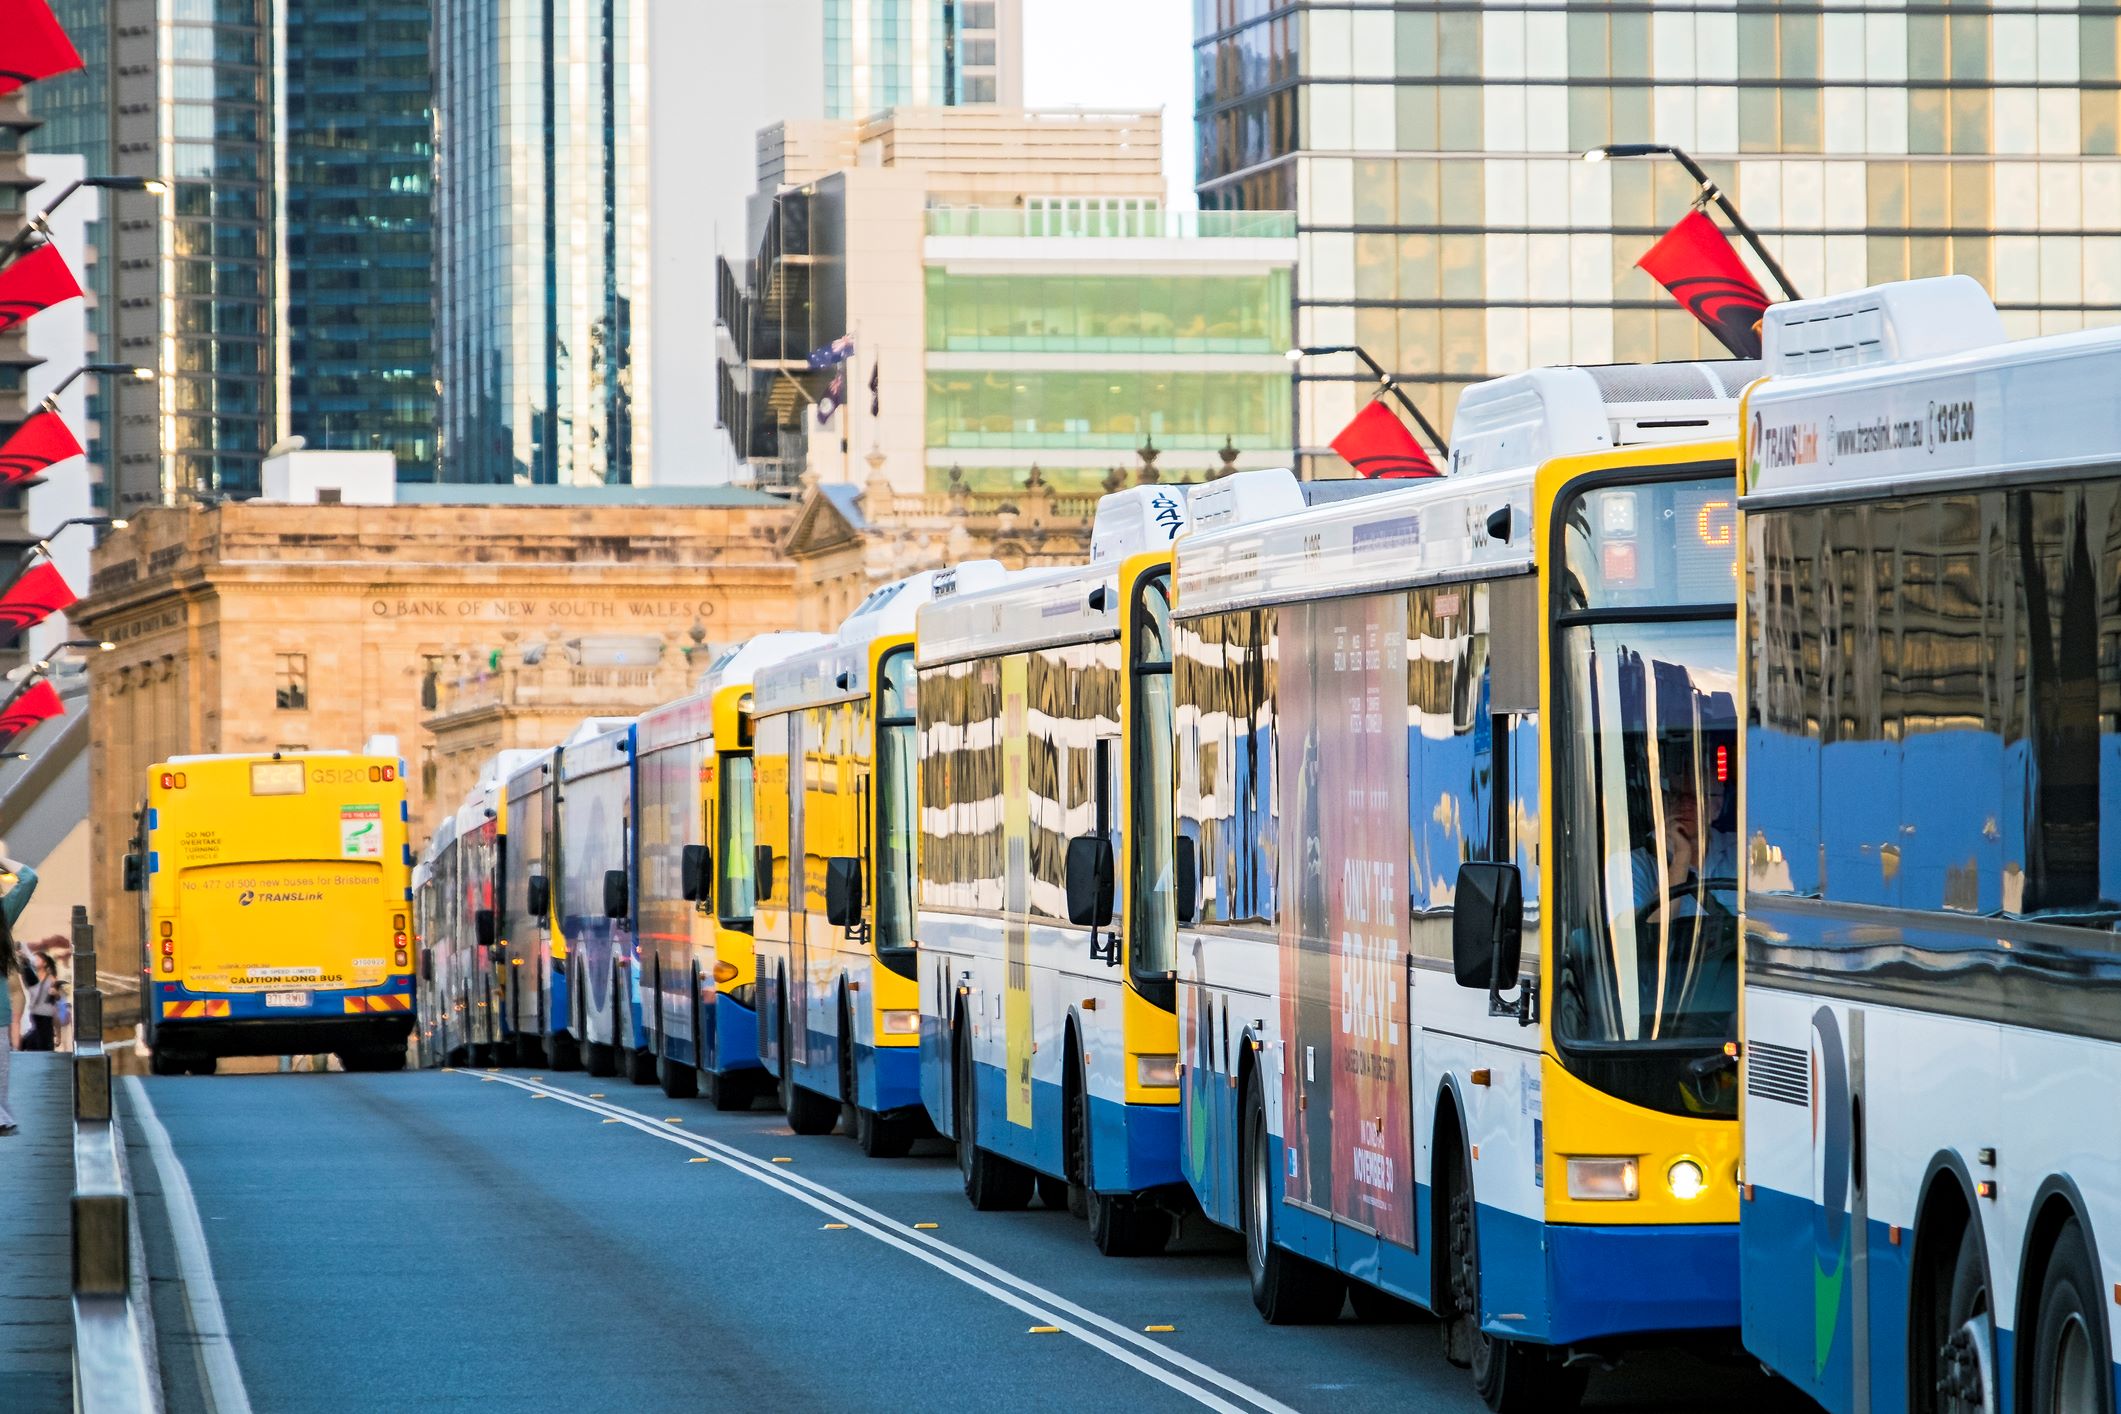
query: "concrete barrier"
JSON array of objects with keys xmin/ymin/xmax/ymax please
[{"xmin": 69, "ymin": 904, "xmax": 160, "ymax": 1412}]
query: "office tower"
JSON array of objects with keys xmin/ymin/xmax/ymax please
[
  {"xmin": 282, "ymin": 0, "xmax": 436, "ymax": 481},
  {"xmin": 36, "ymin": 2, "xmax": 434, "ymax": 506},
  {"xmin": 1195, "ymin": 1, "xmax": 2121, "ymax": 475},
  {"xmin": 823, "ymin": 0, "xmax": 1023, "ymax": 117},
  {"xmin": 436, "ymin": 0, "xmax": 1021, "ymax": 487}
]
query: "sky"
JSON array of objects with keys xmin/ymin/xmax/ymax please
[{"xmin": 1022, "ymin": 0, "xmax": 1197, "ymax": 209}]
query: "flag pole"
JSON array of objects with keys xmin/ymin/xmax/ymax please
[
  {"xmin": 1287, "ymin": 344, "xmax": 1449, "ymax": 459},
  {"xmin": 1585, "ymin": 144, "xmax": 1802, "ymax": 302}
]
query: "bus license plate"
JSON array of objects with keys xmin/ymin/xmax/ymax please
[{"xmin": 265, "ymin": 991, "xmax": 311, "ymax": 1008}]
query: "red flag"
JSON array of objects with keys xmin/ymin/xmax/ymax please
[
  {"xmin": 0, "ymin": 243, "xmax": 83, "ymax": 335},
  {"xmin": 0, "ymin": 408, "xmax": 83, "ymax": 487},
  {"xmin": 1331, "ymin": 398, "xmax": 1439, "ymax": 479},
  {"xmin": 1637, "ymin": 210, "xmax": 1771, "ymax": 359},
  {"xmin": 0, "ymin": 560, "xmax": 76, "ymax": 636},
  {"xmin": 0, "ymin": 679, "xmax": 63, "ymax": 739},
  {"xmin": 0, "ymin": 0, "xmax": 84, "ymax": 97}
]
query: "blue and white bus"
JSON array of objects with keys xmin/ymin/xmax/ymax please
[
  {"xmin": 914, "ymin": 487, "xmax": 1199, "ymax": 1249},
  {"xmin": 553, "ymin": 718, "xmax": 641, "ymax": 1081},
  {"xmin": 1171, "ymin": 362, "xmax": 1755, "ymax": 1410},
  {"xmin": 1739, "ymin": 277, "xmax": 2121, "ymax": 1414}
]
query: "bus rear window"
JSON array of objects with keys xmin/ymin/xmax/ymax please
[{"xmin": 251, "ymin": 761, "xmax": 306, "ymax": 796}]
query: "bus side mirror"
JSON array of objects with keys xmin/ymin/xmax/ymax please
[
  {"xmin": 474, "ymin": 908, "xmax": 496, "ymax": 950},
  {"xmin": 122, "ymin": 854, "xmax": 142, "ymax": 892},
  {"xmin": 419, "ymin": 951, "xmax": 434, "ymax": 983},
  {"xmin": 603, "ymin": 869, "xmax": 629, "ymax": 921},
  {"xmin": 526, "ymin": 875, "xmax": 550, "ymax": 918},
  {"xmin": 1065, "ymin": 835, "xmax": 1114, "ymax": 929},
  {"xmin": 825, "ymin": 856, "xmax": 863, "ymax": 928},
  {"xmin": 1174, "ymin": 835, "xmax": 1198, "ymax": 925},
  {"xmin": 1452, "ymin": 862, "xmax": 1522, "ymax": 987},
  {"xmin": 681, "ymin": 844, "xmax": 711, "ymax": 902},
  {"xmin": 755, "ymin": 845, "xmax": 775, "ymax": 901}
]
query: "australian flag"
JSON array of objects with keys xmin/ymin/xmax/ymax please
[{"xmin": 806, "ymin": 334, "xmax": 855, "ymax": 370}]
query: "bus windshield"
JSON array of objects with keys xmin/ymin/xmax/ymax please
[
  {"xmin": 717, "ymin": 755, "xmax": 757, "ymax": 926},
  {"xmin": 1550, "ymin": 474, "xmax": 1739, "ymax": 1117}
]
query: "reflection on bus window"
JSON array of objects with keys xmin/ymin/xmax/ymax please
[{"xmin": 1554, "ymin": 621, "xmax": 1740, "ymax": 1050}]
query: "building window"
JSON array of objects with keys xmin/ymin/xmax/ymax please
[{"xmin": 275, "ymin": 653, "xmax": 308, "ymax": 710}]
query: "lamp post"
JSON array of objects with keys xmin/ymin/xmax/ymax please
[
  {"xmin": 0, "ymin": 176, "xmax": 168, "ymax": 267},
  {"xmin": 1285, "ymin": 343, "xmax": 1450, "ymax": 460},
  {"xmin": 39, "ymin": 363, "xmax": 154, "ymax": 416},
  {"xmin": 11, "ymin": 516, "xmax": 126, "ymax": 577},
  {"xmin": 30, "ymin": 640, "xmax": 117, "ymax": 673},
  {"xmin": 1582, "ymin": 143, "xmax": 1802, "ymax": 302}
]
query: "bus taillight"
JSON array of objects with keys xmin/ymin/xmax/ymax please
[
  {"xmin": 392, "ymin": 912, "xmax": 406, "ymax": 931},
  {"xmin": 159, "ymin": 771, "xmax": 187, "ymax": 790},
  {"xmin": 382, "ymin": 765, "xmax": 396, "ymax": 781}
]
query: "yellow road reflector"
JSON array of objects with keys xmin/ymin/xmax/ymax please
[
  {"xmin": 771, "ymin": 1156, "xmax": 793, "ymax": 1163},
  {"xmin": 1144, "ymin": 1324, "xmax": 1176, "ymax": 1333},
  {"xmin": 663, "ymin": 1117, "xmax": 683, "ymax": 1124},
  {"xmin": 485, "ymin": 1067, "xmax": 499, "ymax": 1073},
  {"xmin": 602, "ymin": 1118, "xmax": 624, "ymax": 1125},
  {"xmin": 531, "ymin": 1094, "xmax": 549, "ymax": 1101},
  {"xmin": 687, "ymin": 1157, "xmax": 711, "ymax": 1164},
  {"xmin": 480, "ymin": 1077, "xmax": 498, "ymax": 1083},
  {"xmin": 441, "ymin": 1067, "xmax": 456, "ymax": 1073},
  {"xmin": 529, "ymin": 1076, "xmax": 543, "ymax": 1081},
  {"xmin": 822, "ymin": 1223, "xmax": 849, "ymax": 1230},
  {"xmin": 589, "ymin": 1093, "xmax": 606, "ymax": 1098},
  {"xmin": 914, "ymin": 1222, "xmax": 939, "ymax": 1230},
  {"xmin": 1028, "ymin": 1326, "xmax": 1060, "ymax": 1335}
]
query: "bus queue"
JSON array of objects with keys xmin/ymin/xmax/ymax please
[{"xmin": 394, "ymin": 275, "xmax": 2118, "ymax": 1414}]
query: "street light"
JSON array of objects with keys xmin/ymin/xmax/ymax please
[
  {"xmin": 29, "ymin": 641, "xmax": 117, "ymax": 673},
  {"xmin": 0, "ymin": 176, "xmax": 169, "ymax": 266},
  {"xmin": 1286, "ymin": 344, "xmax": 1450, "ymax": 460},
  {"xmin": 1582, "ymin": 143, "xmax": 1802, "ymax": 302},
  {"xmin": 11, "ymin": 517, "xmax": 127, "ymax": 577},
  {"xmin": 40, "ymin": 363, "xmax": 155, "ymax": 413}
]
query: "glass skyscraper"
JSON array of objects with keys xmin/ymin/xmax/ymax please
[
  {"xmin": 823, "ymin": 0, "xmax": 1019, "ymax": 118},
  {"xmin": 282, "ymin": 0, "xmax": 436, "ymax": 481},
  {"xmin": 434, "ymin": 0, "xmax": 646, "ymax": 486},
  {"xmin": 1196, "ymin": 0, "xmax": 2121, "ymax": 475}
]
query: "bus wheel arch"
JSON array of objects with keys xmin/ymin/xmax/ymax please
[
  {"xmin": 1062, "ymin": 1021, "xmax": 1091, "ymax": 1217},
  {"xmin": 2014, "ymin": 1177, "xmax": 2114, "ymax": 1414},
  {"xmin": 1908, "ymin": 1153, "xmax": 1995, "ymax": 1414},
  {"xmin": 1432, "ymin": 1080, "xmax": 1472, "ymax": 1361}
]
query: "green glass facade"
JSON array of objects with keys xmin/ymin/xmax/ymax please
[
  {"xmin": 924, "ymin": 269, "xmax": 1292, "ymax": 355},
  {"xmin": 924, "ymin": 369, "xmax": 1290, "ymax": 452}
]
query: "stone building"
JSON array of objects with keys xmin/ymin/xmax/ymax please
[{"xmin": 71, "ymin": 483, "xmax": 800, "ymax": 986}]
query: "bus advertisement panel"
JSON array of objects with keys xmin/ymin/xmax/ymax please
[{"xmin": 1276, "ymin": 595, "xmax": 1411, "ymax": 1244}]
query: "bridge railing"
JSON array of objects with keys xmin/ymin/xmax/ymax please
[{"xmin": 68, "ymin": 904, "xmax": 159, "ymax": 1411}]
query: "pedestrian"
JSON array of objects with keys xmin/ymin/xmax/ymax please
[
  {"xmin": 0, "ymin": 855, "xmax": 41, "ymax": 1137},
  {"xmin": 20, "ymin": 952, "xmax": 64, "ymax": 1052}
]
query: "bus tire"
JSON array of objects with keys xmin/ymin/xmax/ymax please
[
  {"xmin": 546, "ymin": 1027, "xmax": 580, "ymax": 1072},
  {"xmin": 186, "ymin": 1056, "xmax": 218, "ymax": 1077},
  {"xmin": 1349, "ymin": 1281, "xmax": 1425, "ymax": 1324},
  {"xmin": 2026, "ymin": 1219, "xmax": 2111, "ymax": 1414},
  {"xmin": 1442, "ymin": 1137, "xmax": 1585, "ymax": 1412},
  {"xmin": 513, "ymin": 1033, "xmax": 543, "ymax": 1068},
  {"xmin": 149, "ymin": 1049, "xmax": 185, "ymax": 1077},
  {"xmin": 703, "ymin": 1065, "xmax": 749, "ymax": 1112},
  {"xmin": 585, "ymin": 960, "xmax": 618, "ymax": 1077},
  {"xmin": 957, "ymin": 1026, "xmax": 1033, "ymax": 1211},
  {"xmin": 1242, "ymin": 1075, "xmax": 1343, "ymax": 1323},
  {"xmin": 1036, "ymin": 1173, "xmax": 1071, "ymax": 1210},
  {"xmin": 1934, "ymin": 1221, "xmax": 1993, "ymax": 1407},
  {"xmin": 1077, "ymin": 1071, "xmax": 1168, "ymax": 1256},
  {"xmin": 620, "ymin": 964, "xmax": 654, "ymax": 1086},
  {"xmin": 781, "ymin": 1004, "xmax": 838, "ymax": 1136}
]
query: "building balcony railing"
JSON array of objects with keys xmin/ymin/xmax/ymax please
[{"xmin": 925, "ymin": 208, "xmax": 1297, "ymax": 240}]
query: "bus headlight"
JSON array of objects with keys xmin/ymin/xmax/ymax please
[
  {"xmin": 1565, "ymin": 1156, "xmax": 1639, "ymax": 1201},
  {"xmin": 881, "ymin": 1009, "xmax": 919, "ymax": 1036},
  {"xmin": 1135, "ymin": 1054, "xmax": 1180, "ymax": 1089},
  {"xmin": 1667, "ymin": 1159, "xmax": 1707, "ymax": 1201}
]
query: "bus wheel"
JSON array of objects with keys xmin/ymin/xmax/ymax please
[
  {"xmin": 956, "ymin": 1029, "xmax": 1032, "ymax": 1211},
  {"xmin": 781, "ymin": 1005, "xmax": 838, "ymax": 1136},
  {"xmin": 703, "ymin": 1065, "xmax": 748, "ymax": 1112},
  {"xmin": 584, "ymin": 963, "xmax": 617, "ymax": 1078},
  {"xmin": 513, "ymin": 1032, "xmax": 543, "ymax": 1068},
  {"xmin": 1442, "ymin": 1140, "xmax": 1585, "ymax": 1412},
  {"xmin": 1078, "ymin": 1076, "xmax": 1168, "ymax": 1256},
  {"xmin": 149, "ymin": 1050, "xmax": 185, "ymax": 1077},
  {"xmin": 1241, "ymin": 1076, "xmax": 1342, "ymax": 1322},
  {"xmin": 1349, "ymin": 1281, "xmax": 1424, "ymax": 1324},
  {"xmin": 2028, "ymin": 1220, "xmax": 2111, "ymax": 1414},
  {"xmin": 1035, "ymin": 1174, "xmax": 1071, "ymax": 1210},
  {"xmin": 1925, "ymin": 1224, "xmax": 1996, "ymax": 1414},
  {"xmin": 546, "ymin": 1027, "xmax": 580, "ymax": 1072},
  {"xmin": 185, "ymin": 1056, "xmax": 218, "ymax": 1077}
]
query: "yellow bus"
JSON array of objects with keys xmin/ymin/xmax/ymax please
[{"xmin": 127, "ymin": 750, "xmax": 415, "ymax": 1075}]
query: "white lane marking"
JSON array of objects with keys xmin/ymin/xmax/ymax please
[
  {"xmin": 480, "ymin": 1072, "xmax": 1298, "ymax": 1414},
  {"xmin": 125, "ymin": 1076, "xmax": 256, "ymax": 1414}
]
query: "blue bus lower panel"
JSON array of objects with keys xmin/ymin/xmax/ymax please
[
  {"xmin": 968, "ymin": 1058, "xmax": 1182, "ymax": 1194},
  {"xmin": 548, "ymin": 962, "xmax": 570, "ymax": 1038},
  {"xmin": 1542, "ymin": 1219, "xmax": 1738, "ymax": 1345},
  {"xmin": 710, "ymin": 995, "xmax": 761, "ymax": 1076}
]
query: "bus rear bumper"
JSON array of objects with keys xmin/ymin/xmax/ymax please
[{"xmin": 1541, "ymin": 1220, "xmax": 1739, "ymax": 1346}]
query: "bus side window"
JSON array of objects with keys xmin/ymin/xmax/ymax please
[{"xmin": 1096, "ymin": 737, "xmax": 1121, "ymax": 915}]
